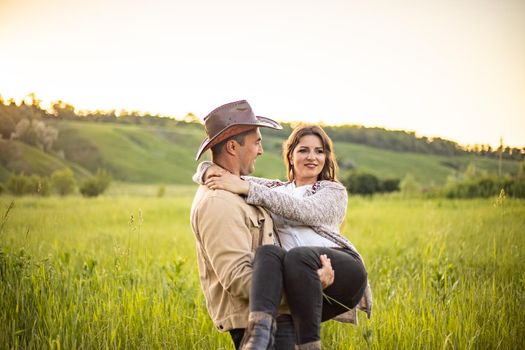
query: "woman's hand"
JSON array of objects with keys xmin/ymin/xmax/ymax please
[
  {"xmin": 317, "ymin": 254, "xmax": 334, "ymax": 289},
  {"xmin": 204, "ymin": 171, "xmax": 250, "ymax": 195},
  {"xmin": 203, "ymin": 164, "xmax": 226, "ymax": 181}
]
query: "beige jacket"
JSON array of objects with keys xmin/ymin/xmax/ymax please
[{"xmin": 190, "ymin": 185, "xmax": 276, "ymax": 332}]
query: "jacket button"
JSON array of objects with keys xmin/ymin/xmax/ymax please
[{"xmin": 269, "ymin": 232, "xmax": 273, "ymax": 237}]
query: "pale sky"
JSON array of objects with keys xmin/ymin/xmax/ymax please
[{"xmin": 1, "ymin": 0, "xmax": 524, "ymax": 147}]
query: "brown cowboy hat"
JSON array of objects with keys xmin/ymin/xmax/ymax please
[{"xmin": 195, "ymin": 100, "xmax": 282, "ymax": 160}]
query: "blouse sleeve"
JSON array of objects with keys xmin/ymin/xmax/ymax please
[
  {"xmin": 192, "ymin": 161, "xmax": 213, "ymax": 185},
  {"xmin": 246, "ymin": 181, "xmax": 348, "ymax": 226},
  {"xmin": 241, "ymin": 176, "xmax": 285, "ymax": 188}
]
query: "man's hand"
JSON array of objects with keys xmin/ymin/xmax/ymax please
[{"xmin": 317, "ymin": 254, "xmax": 334, "ymax": 289}]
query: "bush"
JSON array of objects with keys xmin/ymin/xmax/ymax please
[
  {"xmin": 344, "ymin": 173, "xmax": 380, "ymax": 196},
  {"xmin": 51, "ymin": 168, "xmax": 76, "ymax": 196},
  {"xmin": 509, "ymin": 179, "xmax": 525, "ymax": 198},
  {"xmin": 343, "ymin": 173, "xmax": 401, "ymax": 196},
  {"xmin": 400, "ymin": 174, "xmax": 421, "ymax": 196},
  {"xmin": 157, "ymin": 185, "xmax": 166, "ymax": 198},
  {"xmin": 79, "ymin": 169, "xmax": 111, "ymax": 197},
  {"xmin": 0, "ymin": 183, "xmax": 4, "ymax": 195},
  {"xmin": 27, "ymin": 175, "xmax": 51, "ymax": 196},
  {"xmin": 380, "ymin": 178, "xmax": 400, "ymax": 193},
  {"xmin": 443, "ymin": 176, "xmax": 525, "ymax": 199},
  {"xmin": 4, "ymin": 174, "xmax": 50, "ymax": 196},
  {"xmin": 6, "ymin": 174, "xmax": 34, "ymax": 195}
]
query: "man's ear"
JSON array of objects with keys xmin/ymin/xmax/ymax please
[{"xmin": 224, "ymin": 139, "xmax": 238, "ymax": 156}]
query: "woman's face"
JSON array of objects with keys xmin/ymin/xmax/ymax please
[{"xmin": 290, "ymin": 134, "xmax": 326, "ymax": 184}]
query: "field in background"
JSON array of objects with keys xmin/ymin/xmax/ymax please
[{"xmin": 1, "ymin": 188, "xmax": 524, "ymax": 349}]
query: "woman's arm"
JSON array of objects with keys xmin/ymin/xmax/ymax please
[
  {"xmin": 246, "ymin": 181, "xmax": 348, "ymax": 227},
  {"xmin": 192, "ymin": 161, "xmax": 214, "ymax": 185},
  {"xmin": 193, "ymin": 161, "xmax": 284, "ymax": 187},
  {"xmin": 241, "ymin": 176, "xmax": 285, "ymax": 187}
]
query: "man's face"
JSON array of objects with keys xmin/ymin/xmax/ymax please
[{"xmin": 238, "ymin": 128, "xmax": 263, "ymax": 176}]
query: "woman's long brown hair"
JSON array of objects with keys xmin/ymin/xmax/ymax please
[{"xmin": 283, "ymin": 125, "xmax": 339, "ymax": 182}]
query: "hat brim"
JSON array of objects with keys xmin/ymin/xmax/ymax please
[{"xmin": 195, "ymin": 116, "xmax": 282, "ymax": 160}]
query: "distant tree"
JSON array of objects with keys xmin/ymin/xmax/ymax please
[
  {"xmin": 79, "ymin": 169, "xmax": 111, "ymax": 197},
  {"xmin": 4, "ymin": 174, "xmax": 49, "ymax": 196},
  {"xmin": 23, "ymin": 92, "xmax": 42, "ymax": 108},
  {"xmin": 400, "ymin": 173, "xmax": 420, "ymax": 196},
  {"xmin": 509, "ymin": 178, "xmax": 525, "ymax": 198},
  {"xmin": 344, "ymin": 173, "xmax": 380, "ymax": 196},
  {"xmin": 517, "ymin": 161, "xmax": 525, "ymax": 179},
  {"xmin": 463, "ymin": 163, "xmax": 479, "ymax": 181},
  {"xmin": 33, "ymin": 120, "xmax": 59, "ymax": 151},
  {"xmin": 51, "ymin": 168, "xmax": 76, "ymax": 196},
  {"xmin": 339, "ymin": 159, "xmax": 357, "ymax": 171},
  {"xmin": 380, "ymin": 178, "xmax": 400, "ymax": 193},
  {"xmin": 184, "ymin": 112, "xmax": 200, "ymax": 123},
  {"xmin": 32, "ymin": 175, "xmax": 51, "ymax": 196},
  {"xmin": 11, "ymin": 119, "xmax": 37, "ymax": 145},
  {"xmin": 6, "ymin": 174, "xmax": 34, "ymax": 196},
  {"xmin": 0, "ymin": 113, "xmax": 16, "ymax": 139},
  {"xmin": 11, "ymin": 119, "xmax": 58, "ymax": 151},
  {"xmin": 52, "ymin": 100, "xmax": 77, "ymax": 119}
]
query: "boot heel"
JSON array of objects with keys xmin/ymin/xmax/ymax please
[{"xmin": 240, "ymin": 312, "xmax": 276, "ymax": 350}]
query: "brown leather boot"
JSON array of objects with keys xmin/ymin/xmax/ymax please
[
  {"xmin": 240, "ymin": 311, "xmax": 276, "ymax": 350},
  {"xmin": 295, "ymin": 340, "xmax": 321, "ymax": 350}
]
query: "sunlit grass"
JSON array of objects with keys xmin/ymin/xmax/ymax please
[{"xmin": 0, "ymin": 192, "xmax": 524, "ymax": 349}]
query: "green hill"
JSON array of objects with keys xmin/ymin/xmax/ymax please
[
  {"xmin": 0, "ymin": 139, "xmax": 91, "ymax": 181},
  {"xmin": 53, "ymin": 121, "xmax": 198, "ymax": 183},
  {"xmin": 260, "ymin": 133, "xmax": 521, "ymax": 186},
  {"xmin": 0, "ymin": 120, "xmax": 521, "ymax": 186}
]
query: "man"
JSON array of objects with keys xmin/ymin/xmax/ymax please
[{"xmin": 190, "ymin": 100, "xmax": 294, "ymax": 349}]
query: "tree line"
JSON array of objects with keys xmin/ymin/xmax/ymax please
[
  {"xmin": 0, "ymin": 93, "xmax": 523, "ymax": 160},
  {"xmin": 341, "ymin": 163, "xmax": 525, "ymax": 199}
]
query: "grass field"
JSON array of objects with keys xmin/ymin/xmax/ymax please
[{"xmin": 1, "ymin": 188, "xmax": 524, "ymax": 349}]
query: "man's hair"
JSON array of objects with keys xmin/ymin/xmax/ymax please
[{"xmin": 211, "ymin": 129, "xmax": 254, "ymax": 158}]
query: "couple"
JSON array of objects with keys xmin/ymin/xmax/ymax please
[{"xmin": 190, "ymin": 100, "xmax": 372, "ymax": 349}]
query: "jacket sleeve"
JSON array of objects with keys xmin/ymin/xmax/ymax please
[
  {"xmin": 196, "ymin": 195, "xmax": 254, "ymax": 300},
  {"xmin": 245, "ymin": 181, "xmax": 348, "ymax": 227}
]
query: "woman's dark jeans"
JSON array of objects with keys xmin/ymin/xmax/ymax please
[{"xmin": 243, "ymin": 244, "xmax": 368, "ymax": 346}]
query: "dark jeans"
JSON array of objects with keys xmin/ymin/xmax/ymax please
[{"xmin": 244, "ymin": 244, "xmax": 368, "ymax": 346}]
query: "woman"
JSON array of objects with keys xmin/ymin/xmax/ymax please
[{"xmin": 195, "ymin": 125, "xmax": 372, "ymax": 350}]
